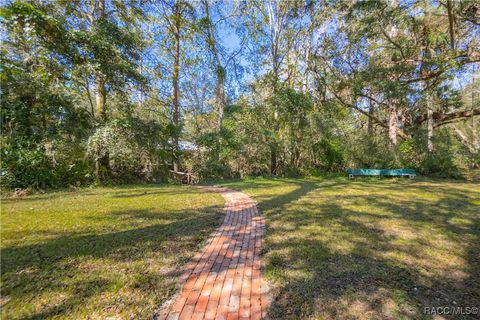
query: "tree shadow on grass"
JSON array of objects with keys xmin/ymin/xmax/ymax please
[
  {"xmin": 20, "ymin": 279, "xmax": 110, "ymax": 320},
  {"xmin": 1, "ymin": 205, "xmax": 223, "ymax": 320},
  {"xmin": 222, "ymin": 178, "xmax": 348, "ymax": 213},
  {"xmin": 2, "ymin": 206, "xmax": 223, "ymax": 273},
  {"xmin": 1, "ymin": 184, "xmax": 205, "ymax": 203},
  {"xmin": 258, "ymin": 180, "xmax": 479, "ymax": 319},
  {"xmin": 109, "ymin": 186, "xmax": 210, "ymax": 198}
]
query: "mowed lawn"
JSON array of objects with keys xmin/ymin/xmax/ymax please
[
  {"xmin": 221, "ymin": 177, "xmax": 480, "ymax": 320},
  {"xmin": 1, "ymin": 185, "xmax": 224, "ymax": 320}
]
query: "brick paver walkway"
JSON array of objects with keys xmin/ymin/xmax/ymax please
[{"xmin": 160, "ymin": 186, "xmax": 270, "ymax": 320}]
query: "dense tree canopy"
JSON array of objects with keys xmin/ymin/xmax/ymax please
[{"xmin": 1, "ymin": 0, "xmax": 479, "ymax": 188}]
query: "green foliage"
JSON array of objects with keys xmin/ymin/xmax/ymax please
[
  {"xmin": 345, "ymin": 133, "xmax": 397, "ymax": 169},
  {"xmin": 192, "ymin": 103, "xmax": 252, "ymax": 179},
  {"xmin": 1, "ymin": 138, "xmax": 93, "ymax": 189},
  {"xmin": 397, "ymin": 129, "xmax": 464, "ymax": 178},
  {"xmin": 1, "ymin": 0, "xmax": 478, "ymax": 191},
  {"xmin": 1, "ymin": 142, "xmax": 54, "ymax": 189},
  {"xmin": 424, "ymin": 130, "xmax": 463, "ymax": 178},
  {"xmin": 398, "ymin": 138, "xmax": 425, "ymax": 169},
  {"xmin": 316, "ymin": 139, "xmax": 344, "ymax": 171},
  {"xmin": 342, "ymin": 129, "xmax": 465, "ymax": 179},
  {"xmin": 0, "ymin": 10, "xmax": 94, "ymax": 189},
  {"xmin": 0, "ymin": 0, "xmax": 156, "ymax": 189},
  {"xmin": 87, "ymin": 117, "xmax": 170, "ymax": 183}
]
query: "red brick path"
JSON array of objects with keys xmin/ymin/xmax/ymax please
[{"xmin": 160, "ymin": 187, "xmax": 270, "ymax": 320}]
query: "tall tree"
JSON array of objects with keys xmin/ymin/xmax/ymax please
[
  {"xmin": 251, "ymin": 0, "xmax": 302, "ymax": 174},
  {"xmin": 387, "ymin": 0, "xmax": 399, "ymax": 147},
  {"xmin": 171, "ymin": 0, "xmax": 182, "ymax": 172},
  {"xmin": 324, "ymin": 0, "xmax": 480, "ymax": 146},
  {"xmin": 152, "ymin": 0, "xmax": 195, "ymax": 172},
  {"xmin": 421, "ymin": 0, "xmax": 434, "ymax": 155},
  {"xmin": 201, "ymin": 0, "xmax": 225, "ymax": 132}
]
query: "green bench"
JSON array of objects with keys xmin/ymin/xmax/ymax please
[{"xmin": 347, "ymin": 168, "xmax": 416, "ymax": 179}]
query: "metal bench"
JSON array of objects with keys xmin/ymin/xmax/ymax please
[{"xmin": 347, "ymin": 169, "xmax": 416, "ymax": 179}]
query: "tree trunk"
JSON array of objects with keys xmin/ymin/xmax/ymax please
[
  {"xmin": 427, "ymin": 96, "xmax": 434, "ymax": 154},
  {"xmin": 270, "ymin": 80, "xmax": 279, "ymax": 175},
  {"xmin": 270, "ymin": 145, "xmax": 277, "ymax": 175},
  {"xmin": 203, "ymin": 0, "xmax": 226, "ymax": 132},
  {"xmin": 267, "ymin": 1, "xmax": 282, "ymax": 176},
  {"xmin": 94, "ymin": 0, "xmax": 106, "ymax": 120},
  {"xmin": 290, "ymin": 146, "xmax": 300, "ymax": 168},
  {"xmin": 269, "ymin": 53, "xmax": 280, "ymax": 175},
  {"xmin": 387, "ymin": 0, "xmax": 398, "ymax": 147},
  {"xmin": 446, "ymin": 0, "xmax": 455, "ymax": 49},
  {"xmin": 302, "ymin": 35, "xmax": 311, "ymax": 94},
  {"xmin": 94, "ymin": 75, "xmax": 106, "ymax": 121},
  {"xmin": 388, "ymin": 102, "xmax": 398, "ymax": 146},
  {"xmin": 95, "ymin": 152, "xmax": 110, "ymax": 181},
  {"xmin": 454, "ymin": 126, "xmax": 479, "ymax": 154},
  {"xmin": 214, "ymin": 66, "xmax": 225, "ymax": 131},
  {"xmin": 94, "ymin": 0, "xmax": 109, "ymax": 181},
  {"xmin": 172, "ymin": 0, "xmax": 181, "ymax": 172},
  {"xmin": 368, "ymin": 98, "xmax": 374, "ymax": 135},
  {"xmin": 423, "ymin": 1, "xmax": 434, "ymax": 156},
  {"xmin": 94, "ymin": 73, "xmax": 109, "ymax": 181}
]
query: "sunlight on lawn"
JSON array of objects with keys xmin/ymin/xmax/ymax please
[
  {"xmin": 1, "ymin": 185, "xmax": 224, "ymax": 320},
  {"xmin": 221, "ymin": 177, "xmax": 480, "ymax": 320}
]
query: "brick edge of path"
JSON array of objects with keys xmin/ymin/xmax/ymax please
[{"xmin": 156, "ymin": 186, "xmax": 271, "ymax": 320}]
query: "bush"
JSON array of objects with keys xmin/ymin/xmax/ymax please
[
  {"xmin": 1, "ymin": 145, "xmax": 54, "ymax": 189},
  {"xmin": 424, "ymin": 130, "xmax": 463, "ymax": 178},
  {"xmin": 398, "ymin": 138, "xmax": 426, "ymax": 169},
  {"xmin": 345, "ymin": 133, "xmax": 397, "ymax": 169},
  {"xmin": 1, "ymin": 139, "xmax": 93, "ymax": 189},
  {"xmin": 87, "ymin": 118, "xmax": 170, "ymax": 183}
]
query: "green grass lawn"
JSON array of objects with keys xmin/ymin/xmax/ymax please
[
  {"xmin": 2, "ymin": 178, "xmax": 479, "ymax": 320},
  {"xmin": 221, "ymin": 177, "xmax": 480, "ymax": 320},
  {"xmin": 0, "ymin": 185, "xmax": 224, "ymax": 320}
]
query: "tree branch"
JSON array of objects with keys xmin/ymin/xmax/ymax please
[
  {"xmin": 415, "ymin": 109, "xmax": 480, "ymax": 126},
  {"xmin": 324, "ymin": 80, "xmax": 410, "ymax": 139}
]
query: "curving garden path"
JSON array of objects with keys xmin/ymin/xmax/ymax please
[{"xmin": 159, "ymin": 186, "xmax": 271, "ymax": 320}]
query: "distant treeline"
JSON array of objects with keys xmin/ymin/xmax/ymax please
[{"xmin": 1, "ymin": 0, "xmax": 479, "ymax": 189}]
